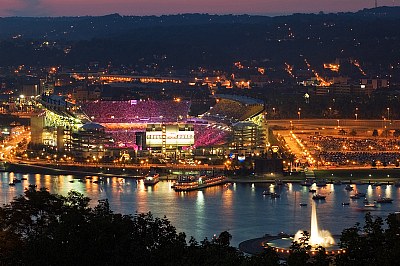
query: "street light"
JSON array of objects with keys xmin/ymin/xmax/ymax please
[
  {"xmin": 387, "ymin": 107, "xmax": 390, "ymax": 120},
  {"xmin": 337, "ymin": 119, "xmax": 340, "ymax": 128},
  {"xmin": 298, "ymin": 108, "xmax": 301, "ymax": 120},
  {"xmin": 355, "ymin": 107, "xmax": 359, "ymax": 120}
]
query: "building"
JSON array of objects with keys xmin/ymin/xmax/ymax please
[
  {"xmin": 30, "ymin": 94, "xmax": 82, "ymax": 151},
  {"xmin": 72, "ymin": 85, "xmax": 101, "ymax": 102},
  {"xmin": 71, "ymin": 123, "xmax": 113, "ymax": 159},
  {"xmin": 361, "ymin": 78, "xmax": 389, "ymax": 90},
  {"xmin": 145, "ymin": 124, "xmax": 194, "ymax": 154},
  {"xmin": 20, "ymin": 83, "xmax": 40, "ymax": 97},
  {"xmin": 232, "ymin": 121, "xmax": 265, "ymax": 155}
]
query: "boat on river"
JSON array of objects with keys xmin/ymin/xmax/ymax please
[
  {"xmin": 350, "ymin": 192, "xmax": 366, "ymax": 199},
  {"xmin": 262, "ymin": 190, "xmax": 271, "ymax": 196},
  {"xmin": 345, "ymin": 185, "xmax": 354, "ymax": 191},
  {"xmin": 270, "ymin": 192, "xmax": 280, "ymax": 198},
  {"xmin": 375, "ymin": 197, "xmax": 393, "ymax": 203},
  {"xmin": 354, "ymin": 192, "xmax": 366, "ymax": 197},
  {"xmin": 143, "ymin": 171, "xmax": 160, "ymax": 186},
  {"xmin": 357, "ymin": 203, "xmax": 378, "ymax": 211},
  {"xmin": 312, "ymin": 194, "xmax": 326, "ymax": 200},
  {"xmin": 174, "ymin": 174, "xmax": 226, "ymax": 192}
]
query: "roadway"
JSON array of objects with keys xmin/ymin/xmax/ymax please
[
  {"xmin": 268, "ymin": 119, "xmax": 399, "ymax": 131},
  {"xmin": 0, "ymin": 127, "xmax": 30, "ymax": 161}
]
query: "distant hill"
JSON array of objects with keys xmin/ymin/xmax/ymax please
[
  {"xmin": 0, "ymin": 7, "xmax": 399, "ymax": 41},
  {"xmin": 0, "ymin": 7, "xmax": 399, "ymax": 76}
]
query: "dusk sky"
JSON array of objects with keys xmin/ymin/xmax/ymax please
[{"xmin": 0, "ymin": 0, "xmax": 398, "ymax": 17}]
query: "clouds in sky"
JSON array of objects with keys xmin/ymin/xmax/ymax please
[
  {"xmin": 5, "ymin": 0, "xmax": 49, "ymax": 16},
  {"xmin": 0, "ymin": 0, "xmax": 398, "ymax": 17}
]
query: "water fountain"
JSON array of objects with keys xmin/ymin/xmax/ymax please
[
  {"xmin": 266, "ymin": 203, "xmax": 341, "ymax": 254},
  {"xmin": 294, "ymin": 203, "xmax": 335, "ymax": 248}
]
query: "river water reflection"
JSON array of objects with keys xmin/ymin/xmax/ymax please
[{"xmin": 1, "ymin": 172, "xmax": 400, "ymax": 247}]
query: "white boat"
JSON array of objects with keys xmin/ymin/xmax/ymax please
[
  {"xmin": 358, "ymin": 203, "xmax": 378, "ymax": 211},
  {"xmin": 174, "ymin": 175, "xmax": 226, "ymax": 191},
  {"xmin": 144, "ymin": 172, "xmax": 160, "ymax": 186}
]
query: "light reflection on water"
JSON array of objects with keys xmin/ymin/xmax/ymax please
[{"xmin": 1, "ymin": 172, "xmax": 400, "ymax": 247}]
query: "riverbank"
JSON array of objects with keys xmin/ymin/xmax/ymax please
[
  {"xmin": 238, "ymin": 235, "xmax": 280, "ymax": 255},
  {"xmin": 4, "ymin": 162, "xmax": 146, "ymax": 178},
  {"xmin": 3, "ymin": 161, "xmax": 400, "ymax": 183}
]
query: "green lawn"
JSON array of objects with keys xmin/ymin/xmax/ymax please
[{"xmin": 314, "ymin": 168, "xmax": 400, "ymax": 182}]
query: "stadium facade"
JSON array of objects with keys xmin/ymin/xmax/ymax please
[{"xmin": 31, "ymin": 93, "xmax": 268, "ymax": 160}]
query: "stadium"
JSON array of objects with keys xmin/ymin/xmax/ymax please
[
  {"xmin": 33, "ymin": 94, "xmax": 267, "ymax": 159},
  {"xmin": 79, "ymin": 94, "xmax": 266, "ymax": 154}
]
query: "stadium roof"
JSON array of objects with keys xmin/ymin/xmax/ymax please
[
  {"xmin": 81, "ymin": 122, "xmax": 105, "ymax": 130},
  {"xmin": 215, "ymin": 94, "xmax": 264, "ymax": 105}
]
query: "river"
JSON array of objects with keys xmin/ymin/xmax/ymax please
[{"xmin": 1, "ymin": 172, "xmax": 399, "ymax": 247}]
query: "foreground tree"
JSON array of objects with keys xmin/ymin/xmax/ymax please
[
  {"xmin": 0, "ymin": 188, "xmax": 266, "ymax": 266},
  {"xmin": 0, "ymin": 188, "xmax": 188, "ymax": 265},
  {"xmin": 8, "ymin": 188, "xmax": 400, "ymax": 265},
  {"xmin": 288, "ymin": 231, "xmax": 332, "ymax": 266},
  {"xmin": 336, "ymin": 212, "xmax": 400, "ymax": 266},
  {"xmin": 287, "ymin": 231, "xmax": 311, "ymax": 266}
]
